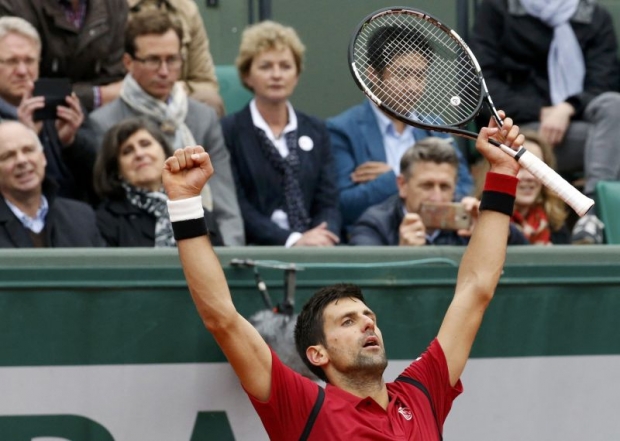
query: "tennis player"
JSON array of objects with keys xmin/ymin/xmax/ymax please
[{"xmin": 162, "ymin": 115, "xmax": 523, "ymax": 440}]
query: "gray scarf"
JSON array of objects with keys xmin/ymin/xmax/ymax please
[
  {"xmin": 120, "ymin": 74, "xmax": 197, "ymax": 149},
  {"xmin": 122, "ymin": 181, "xmax": 176, "ymax": 248},
  {"xmin": 519, "ymin": 0, "xmax": 585, "ymax": 104}
]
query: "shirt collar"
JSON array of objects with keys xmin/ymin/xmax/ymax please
[
  {"xmin": 6, "ymin": 195, "xmax": 49, "ymax": 234},
  {"xmin": 368, "ymin": 98, "xmax": 420, "ymax": 136},
  {"xmin": 326, "ymin": 383, "xmax": 406, "ymax": 412},
  {"xmin": 369, "ymin": 99, "xmax": 394, "ymax": 135},
  {"xmin": 249, "ymin": 99, "xmax": 297, "ymax": 142}
]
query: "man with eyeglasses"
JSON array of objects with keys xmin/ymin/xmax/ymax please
[
  {"xmin": 87, "ymin": 9, "xmax": 244, "ymax": 246},
  {"xmin": 0, "ymin": 0, "xmax": 128, "ymax": 112},
  {"xmin": 0, "ymin": 16, "xmax": 97, "ymax": 204}
]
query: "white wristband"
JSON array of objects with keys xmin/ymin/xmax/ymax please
[{"xmin": 167, "ymin": 196, "xmax": 204, "ymax": 222}]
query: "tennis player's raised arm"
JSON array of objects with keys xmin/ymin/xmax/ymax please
[
  {"xmin": 437, "ymin": 114, "xmax": 522, "ymax": 387},
  {"xmin": 162, "ymin": 146, "xmax": 273, "ymax": 401}
]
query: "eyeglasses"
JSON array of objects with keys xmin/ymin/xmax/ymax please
[
  {"xmin": 0, "ymin": 57, "xmax": 39, "ymax": 69},
  {"xmin": 131, "ymin": 54, "xmax": 183, "ymax": 71}
]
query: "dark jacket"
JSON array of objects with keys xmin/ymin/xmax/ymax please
[
  {"xmin": 96, "ymin": 197, "xmax": 223, "ymax": 247},
  {"xmin": 0, "ymin": 0, "xmax": 128, "ymax": 111},
  {"xmin": 469, "ymin": 0, "xmax": 620, "ymax": 123},
  {"xmin": 221, "ymin": 105, "xmax": 341, "ymax": 245},
  {"xmin": 0, "ymin": 181, "xmax": 104, "ymax": 248},
  {"xmin": 349, "ymin": 194, "xmax": 528, "ymax": 246}
]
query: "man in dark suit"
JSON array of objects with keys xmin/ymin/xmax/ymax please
[
  {"xmin": 350, "ymin": 137, "xmax": 527, "ymax": 246},
  {"xmin": 0, "ymin": 121, "xmax": 104, "ymax": 248}
]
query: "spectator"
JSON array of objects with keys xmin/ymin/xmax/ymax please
[
  {"xmin": 469, "ymin": 0, "xmax": 620, "ymax": 243},
  {"xmin": 0, "ymin": 0, "xmax": 128, "ymax": 112},
  {"xmin": 128, "ymin": 0, "xmax": 224, "ymax": 116},
  {"xmin": 327, "ymin": 25, "xmax": 474, "ymax": 235},
  {"xmin": 94, "ymin": 118, "xmax": 222, "ymax": 247},
  {"xmin": 0, "ymin": 16, "xmax": 96, "ymax": 204},
  {"xmin": 0, "ymin": 121, "xmax": 103, "ymax": 247},
  {"xmin": 511, "ymin": 130, "xmax": 571, "ymax": 244},
  {"xmin": 87, "ymin": 9, "xmax": 243, "ymax": 246},
  {"xmin": 350, "ymin": 136, "xmax": 527, "ymax": 246},
  {"xmin": 221, "ymin": 20, "xmax": 340, "ymax": 247}
]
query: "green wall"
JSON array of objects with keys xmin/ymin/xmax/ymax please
[{"xmin": 2, "ymin": 245, "xmax": 620, "ymax": 367}]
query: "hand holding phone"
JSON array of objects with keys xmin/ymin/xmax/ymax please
[
  {"xmin": 419, "ymin": 202, "xmax": 473, "ymax": 231},
  {"xmin": 32, "ymin": 78, "xmax": 72, "ymax": 121}
]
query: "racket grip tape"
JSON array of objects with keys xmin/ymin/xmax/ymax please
[{"xmin": 516, "ymin": 149, "xmax": 594, "ymax": 217}]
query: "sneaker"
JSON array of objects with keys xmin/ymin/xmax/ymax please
[{"xmin": 571, "ymin": 214, "xmax": 605, "ymax": 244}]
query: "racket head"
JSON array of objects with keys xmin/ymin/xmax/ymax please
[{"xmin": 348, "ymin": 7, "xmax": 486, "ymax": 134}]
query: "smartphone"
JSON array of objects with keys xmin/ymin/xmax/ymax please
[
  {"xmin": 33, "ymin": 78, "xmax": 72, "ymax": 121},
  {"xmin": 419, "ymin": 202, "xmax": 472, "ymax": 230}
]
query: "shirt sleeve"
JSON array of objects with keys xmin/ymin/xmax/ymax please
[
  {"xmin": 246, "ymin": 348, "xmax": 321, "ymax": 441},
  {"xmin": 399, "ymin": 338, "xmax": 463, "ymax": 426}
]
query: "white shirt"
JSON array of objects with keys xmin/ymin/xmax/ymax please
[
  {"xmin": 369, "ymin": 100, "xmax": 416, "ymax": 174},
  {"xmin": 6, "ymin": 195, "xmax": 49, "ymax": 234}
]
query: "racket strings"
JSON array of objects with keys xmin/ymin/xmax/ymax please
[{"xmin": 352, "ymin": 12, "xmax": 482, "ymax": 126}]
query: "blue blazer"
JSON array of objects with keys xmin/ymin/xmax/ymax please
[
  {"xmin": 327, "ymin": 100, "xmax": 474, "ymax": 228},
  {"xmin": 221, "ymin": 105, "xmax": 341, "ymax": 245}
]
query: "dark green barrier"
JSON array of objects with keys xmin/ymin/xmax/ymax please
[{"xmin": 1, "ymin": 246, "xmax": 620, "ymax": 367}]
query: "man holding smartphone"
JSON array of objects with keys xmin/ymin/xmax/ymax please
[
  {"xmin": 349, "ymin": 137, "xmax": 528, "ymax": 246},
  {"xmin": 0, "ymin": 17, "xmax": 96, "ymax": 204}
]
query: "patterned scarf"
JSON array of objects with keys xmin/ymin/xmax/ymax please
[
  {"xmin": 511, "ymin": 204, "xmax": 551, "ymax": 245},
  {"xmin": 120, "ymin": 74, "xmax": 197, "ymax": 149},
  {"xmin": 254, "ymin": 128, "xmax": 310, "ymax": 232},
  {"xmin": 122, "ymin": 182, "xmax": 176, "ymax": 248}
]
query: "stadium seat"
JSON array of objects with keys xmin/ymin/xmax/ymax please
[
  {"xmin": 215, "ymin": 65, "xmax": 253, "ymax": 114},
  {"xmin": 595, "ymin": 180, "xmax": 620, "ymax": 244}
]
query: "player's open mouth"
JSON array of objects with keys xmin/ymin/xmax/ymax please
[{"xmin": 363, "ymin": 337, "xmax": 379, "ymax": 347}]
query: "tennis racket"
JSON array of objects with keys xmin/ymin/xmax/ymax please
[{"xmin": 348, "ymin": 6, "xmax": 594, "ymax": 216}]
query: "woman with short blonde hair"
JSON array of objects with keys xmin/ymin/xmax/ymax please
[{"xmin": 222, "ymin": 20, "xmax": 341, "ymax": 246}]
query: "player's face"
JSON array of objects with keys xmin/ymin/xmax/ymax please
[
  {"xmin": 117, "ymin": 129, "xmax": 167, "ymax": 192},
  {"xmin": 244, "ymin": 47, "xmax": 300, "ymax": 105},
  {"xmin": 321, "ymin": 297, "xmax": 387, "ymax": 377},
  {"xmin": 377, "ymin": 51, "xmax": 429, "ymax": 112},
  {"xmin": 515, "ymin": 140, "xmax": 544, "ymax": 211},
  {"xmin": 399, "ymin": 161, "xmax": 457, "ymax": 213}
]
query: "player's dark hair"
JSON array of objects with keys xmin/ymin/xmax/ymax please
[
  {"xmin": 294, "ymin": 284, "xmax": 366, "ymax": 382},
  {"xmin": 367, "ymin": 25, "xmax": 433, "ymax": 76}
]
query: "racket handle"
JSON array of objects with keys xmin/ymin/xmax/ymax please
[{"xmin": 498, "ymin": 145, "xmax": 594, "ymax": 216}]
